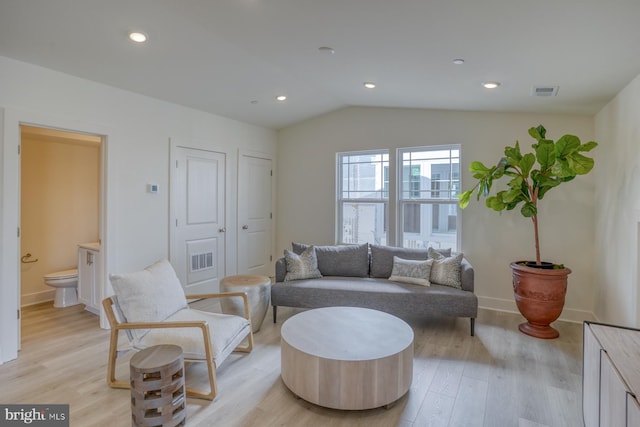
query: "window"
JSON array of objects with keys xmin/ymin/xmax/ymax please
[
  {"xmin": 337, "ymin": 151, "xmax": 389, "ymax": 245},
  {"xmin": 337, "ymin": 145, "xmax": 460, "ymax": 251},
  {"xmin": 399, "ymin": 146, "xmax": 460, "ymax": 251}
]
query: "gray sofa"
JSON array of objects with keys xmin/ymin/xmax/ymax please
[{"xmin": 271, "ymin": 243, "xmax": 478, "ymax": 335}]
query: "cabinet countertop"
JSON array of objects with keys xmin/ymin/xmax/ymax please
[{"xmin": 78, "ymin": 242, "xmax": 100, "ymax": 251}]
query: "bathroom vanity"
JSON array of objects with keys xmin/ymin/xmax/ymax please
[{"xmin": 78, "ymin": 242, "xmax": 101, "ymax": 315}]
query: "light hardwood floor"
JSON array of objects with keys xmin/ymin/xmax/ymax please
[{"xmin": 0, "ymin": 302, "xmax": 584, "ymax": 426}]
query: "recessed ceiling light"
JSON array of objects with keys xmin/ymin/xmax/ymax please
[
  {"xmin": 452, "ymin": 59, "xmax": 465, "ymax": 65},
  {"xmin": 129, "ymin": 32, "xmax": 148, "ymax": 43},
  {"xmin": 363, "ymin": 82, "xmax": 376, "ymax": 89},
  {"xmin": 318, "ymin": 46, "xmax": 335, "ymax": 55},
  {"xmin": 276, "ymin": 95, "xmax": 287, "ymax": 101},
  {"xmin": 482, "ymin": 81, "xmax": 501, "ymax": 89}
]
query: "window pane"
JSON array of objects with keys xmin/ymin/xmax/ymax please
[
  {"xmin": 341, "ymin": 202, "xmax": 387, "ymax": 245},
  {"xmin": 403, "ymin": 203, "xmax": 421, "ymax": 234},
  {"xmin": 339, "ymin": 152, "xmax": 389, "ymax": 200},
  {"xmin": 400, "ymin": 201, "xmax": 457, "ymax": 251},
  {"xmin": 400, "ymin": 148, "xmax": 460, "ymax": 200}
]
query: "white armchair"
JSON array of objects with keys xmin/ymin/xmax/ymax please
[{"xmin": 103, "ymin": 259, "xmax": 254, "ymax": 400}]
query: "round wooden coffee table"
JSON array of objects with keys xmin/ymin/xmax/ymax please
[{"xmin": 280, "ymin": 307, "xmax": 414, "ymax": 410}]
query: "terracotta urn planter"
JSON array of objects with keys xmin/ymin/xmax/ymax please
[{"xmin": 511, "ymin": 261, "xmax": 571, "ymax": 339}]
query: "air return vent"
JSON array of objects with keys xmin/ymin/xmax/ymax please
[
  {"xmin": 531, "ymin": 86, "xmax": 559, "ymax": 97},
  {"xmin": 191, "ymin": 252, "xmax": 214, "ymax": 272}
]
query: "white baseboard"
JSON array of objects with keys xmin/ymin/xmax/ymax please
[
  {"xmin": 21, "ymin": 290, "xmax": 55, "ymax": 307},
  {"xmin": 478, "ymin": 295, "xmax": 597, "ymax": 324}
]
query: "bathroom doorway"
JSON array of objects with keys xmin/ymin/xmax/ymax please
[{"xmin": 19, "ymin": 125, "xmax": 101, "ymax": 326}]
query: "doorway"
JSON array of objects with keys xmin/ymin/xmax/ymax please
[
  {"xmin": 170, "ymin": 146, "xmax": 226, "ymax": 294},
  {"xmin": 237, "ymin": 153, "xmax": 273, "ymax": 276},
  {"xmin": 19, "ymin": 125, "xmax": 102, "ymax": 342}
]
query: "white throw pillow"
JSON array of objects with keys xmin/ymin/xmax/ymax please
[
  {"xmin": 428, "ymin": 247, "xmax": 464, "ymax": 289},
  {"xmin": 389, "ymin": 256, "xmax": 433, "ymax": 286},
  {"xmin": 284, "ymin": 246, "xmax": 323, "ymax": 281},
  {"xmin": 109, "ymin": 259, "xmax": 188, "ymax": 340}
]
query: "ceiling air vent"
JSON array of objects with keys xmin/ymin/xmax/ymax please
[{"xmin": 531, "ymin": 86, "xmax": 559, "ymax": 97}]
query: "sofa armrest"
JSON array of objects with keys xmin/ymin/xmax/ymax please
[
  {"xmin": 275, "ymin": 257, "xmax": 286, "ymax": 283},
  {"xmin": 460, "ymin": 258, "xmax": 474, "ymax": 292}
]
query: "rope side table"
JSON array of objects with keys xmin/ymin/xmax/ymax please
[
  {"xmin": 130, "ymin": 344, "xmax": 186, "ymax": 427},
  {"xmin": 220, "ymin": 274, "xmax": 271, "ymax": 332}
]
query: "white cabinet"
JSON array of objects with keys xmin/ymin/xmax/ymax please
[
  {"xmin": 78, "ymin": 242, "xmax": 101, "ymax": 315},
  {"xmin": 583, "ymin": 322, "xmax": 640, "ymax": 427}
]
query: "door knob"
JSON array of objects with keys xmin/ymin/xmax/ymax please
[
  {"xmin": 242, "ymin": 225, "xmax": 249, "ymax": 230},
  {"xmin": 219, "ymin": 227, "xmax": 226, "ymax": 233}
]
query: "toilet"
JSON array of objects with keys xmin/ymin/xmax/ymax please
[{"xmin": 44, "ymin": 269, "xmax": 79, "ymax": 308}]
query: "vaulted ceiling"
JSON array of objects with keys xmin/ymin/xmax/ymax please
[{"xmin": 1, "ymin": 0, "xmax": 639, "ymax": 129}]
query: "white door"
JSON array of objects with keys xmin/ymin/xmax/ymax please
[
  {"xmin": 238, "ymin": 155, "xmax": 272, "ymax": 276},
  {"xmin": 171, "ymin": 147, "xmax": 226, "ymax": 294}
]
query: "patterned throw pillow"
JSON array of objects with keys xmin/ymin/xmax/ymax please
[
  {"xmin": 428, "ymin": 247, "xmax": 464, "ymax": 289},
  {"xmin": 388, "ymin": 256, "xmax": 433, "ymax": 286},
  {"xmin": 284, "ymin": 246, "xmax": 323, "ymax": 281}
]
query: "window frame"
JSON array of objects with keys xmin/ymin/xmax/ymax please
[
  {"xmin": 336, "ymin": 149, "xmax": 390, "ymax": 245},
  {"xmin": 335, "ymin": 145, "xmax": 461, "ymax": 251},
  {"xmin": 397, "ymin": 145, "xmax": 461, "ymax": 251}
]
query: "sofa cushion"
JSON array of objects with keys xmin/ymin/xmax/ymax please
[
  {"xmin": 284, "ymin": 246, "xmax": 323, "ymax": 281},
  {"xmin": 270, "ymin": 276, "xmax": 478, "ymax": 319},
  {"xmin": 428, "ymin": 247, "xmax": 463, "ymax": 289},
  {"xmin": 370, "ymin": 245, "xmax": 452, "ymax": 278},
  {"xmin": 292, "ymin": 242, "xmax": 369, "ymax": 277},
  {"xmin": 388, "ymin": 256, "xmax": 433, "ymax": 286}
]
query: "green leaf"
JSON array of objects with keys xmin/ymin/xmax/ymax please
[
  {"xmin": 520, "ymin": 202, "xmax": 537, "ymax": 217},
  {"xmin": 567, "ymin": 152, "xmax": 595, "ymax": 175},
  {"xmin": 486, "ymin": 196, "xmax": 506, "ymax": 211},
  {"xmin": 469, "ymin": 161, "xmax": 489, "ymax": 174},
  {"xmin": 504, "ymin": 143, "xmax": 522, "ymax": 162},
  {"xmin": 520, "ymin": 153, "xmax": 535, "ymax": 177},
  {"xmin": 457, "ymin": 190, "xmax": 473, "ymax": 209},
  {"xmin": 501, "ymin": 187, "xmax": 522, "ymax": 203},
  {"xmin": 528, "ymin": 125, "xmax": 546, "ymax": 141},
  {"xmin": 555, "ymin": 135, "xmax": 581, "ymax": 158},
  {"xmin": 578, "ymin": 141, "xmax": 598, "ymax": 152},
  {"xmin": 535, "ymin": 140, "xmax": 556, "ymax": 170},
  {"xmin": 532, "ymin": 172, "xmax": 560, "ymax": 200},
  {"xmin": 550, "ymin": 158, "xmax": 573, "ymax": 178}
]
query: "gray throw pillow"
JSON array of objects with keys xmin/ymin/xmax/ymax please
[
  {"xmin": 291, "ymin": 242, "xmax": 369, "ymax": 277},
  {"xmin": 370, "ymin": 245, "xmax": 452, "ymax": 278},
  {"xmin": 284, "ymin": 246, "xmax": 323, "ymax": 281},
  {"xmin": 428, "ymin": 247, "xmax": 463, "ymax": 289},
  {"xmin": 389, "ymin": 256, "xmax": 433, "ymax": 286}
]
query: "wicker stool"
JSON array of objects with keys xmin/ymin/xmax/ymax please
[
  {"xmin": 220, "ymin": 274, "xmax": 271, "ymax": 332},
  {"xmin": 130, "ymin": 344, "xmax": 186, "ymax": 427}
]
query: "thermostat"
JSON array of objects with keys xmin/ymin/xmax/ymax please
[{"xmin": 147, "ymin": 184, "xmax": 159, "ymax": 194}]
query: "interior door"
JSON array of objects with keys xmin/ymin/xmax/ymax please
[
  {"xmin": 238, "ymin": 154, "xmax": 272, "ymax": 276},
  {"xmin": 171, "ymin": 146, "xmax": 226, "ymax": 294}
]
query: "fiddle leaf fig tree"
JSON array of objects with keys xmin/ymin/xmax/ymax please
[{"xmin": 458, "ymin": 125, "xmax": 597, "ymax": 266}]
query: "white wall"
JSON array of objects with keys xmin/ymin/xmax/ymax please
[
  {"xmin": 0, "ymin": 56, "xmax": 277, "ymax": 363},
  {"xmin": 277, "ymin": 107, "xmax": 596, "ymax": 321},
  {"xmin": 594, "ymin": 73, "xmax": 640, "ymax": 328}
]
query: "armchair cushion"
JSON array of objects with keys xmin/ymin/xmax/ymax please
[
  {"xmin": 134, "ymin": 308, "xmax": 251, "ymax": 364},
  {"xmin": 109, "ymin": 259, "xmax": 188, "ymax": 340}
]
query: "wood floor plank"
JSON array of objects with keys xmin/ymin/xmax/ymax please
[{"xmin": 0, "ymin": 303, "xmax": 585, "ymax": 426}]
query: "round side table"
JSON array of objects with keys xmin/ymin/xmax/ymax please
[
  {"xmin": 220, "ymin": 274, "xmax": 271, "ymax": 333},
  {"xmin": 130, "ymin": 344, "xmax": 186, "ymax": 427}
]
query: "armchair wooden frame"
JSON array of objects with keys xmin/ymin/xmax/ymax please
[{"xmin": 102, "ymin": 292, "xmax": 254, "ymax": 401}]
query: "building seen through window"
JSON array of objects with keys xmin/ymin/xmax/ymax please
[{"xmin": 337, "ymin": 146, "xmax": 460, "ymax": 251}]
